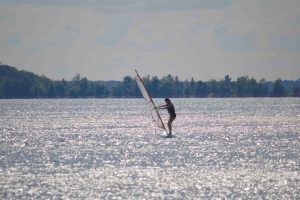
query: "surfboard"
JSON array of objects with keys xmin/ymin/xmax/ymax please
[{"xmin": 162, "ymin": 135, "xmax": 175, "ymax": 139}]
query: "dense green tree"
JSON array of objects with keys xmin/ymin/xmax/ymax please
[
  {"xmin": 195, "ymin": 81, "xmax": 208, "ymax": 97},
  {"xmin": 112, "ymin": 83, "xmax": 125, "ymax": 97},
  {"xmin": 235, "ymin": 76, "xmax": 248, "ymax": 97},
  {"xmin": 256, "ymin": 79, "xmax": 269, "ymax": 97},
  {"xmin": 207, "ymin": 79, "xmax": 219, "ymax": 97},
  {"xmin": 173, "ymin": 76, "xmax": 182, "ymax": 97},
  {"xmin": 190, "ymin": 78, "xmax": 196, "ymax": 97},
  {"xmin": 272, "ymin": 79, "xmax": 286, "ymax": 97},
  {"xmin": 293, "ymin": 86, "xmax": 300, "ymax": 97},
  {"xmin": 54, "ymin": 79, "xmax": 66, "ymax": 97},
  {"xmin": 95, "ymin": 83, "xmax": 108, "ymax": 97},
  {"xmin": 0, "ymin": 76, "xmax": 19, "ymax": 98},
  {"xmin": 80, "ymin": 77, "xmax": 88, "ymax": 97},
  {"xmin": 160, "ymin": 75, "xmax": 174, "ymax": 97},
  {"xmin": 182, "ymin": 80, "xmax": 190, "ymax": 97},
  {"xmin": 149, "ymin": 76, "xmax": 160, "ymax": 97},
  {"xmin": 122, "ymin": 76, "xmax": 133, "ymax": 96},
  {"xmin": 221, "ymin": 75, "xmax": 232, "ymax": 97}
]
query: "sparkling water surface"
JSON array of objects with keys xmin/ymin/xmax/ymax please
[{"xmin": 0, "ymin": 98, "xmax": 299, "ymax": 199}]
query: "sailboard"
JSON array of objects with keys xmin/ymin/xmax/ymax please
[{"xmin": 135, "ymin": 69, "xmax": 167, "ymax": 133}]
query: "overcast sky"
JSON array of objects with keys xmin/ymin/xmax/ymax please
[{"xmin": 0, "ymin": 0, "xmax": 300, "ymax": 81}]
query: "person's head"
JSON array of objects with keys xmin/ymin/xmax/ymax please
[{"xmin": 165, "ymin": 98, "xmax": 171, "ymax": 104}]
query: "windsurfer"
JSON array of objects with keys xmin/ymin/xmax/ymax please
[{"xmin": 156, "ymin": 98, "xmax": 176, "ymax": 136}]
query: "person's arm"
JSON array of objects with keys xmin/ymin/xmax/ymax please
[{"xmin": 156, "ymin": 104, "xmax": 167, "ymax": 109}]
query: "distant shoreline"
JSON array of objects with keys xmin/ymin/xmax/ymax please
[{"xmin": 1, "ymin": 64, "xmax": 300, "ymax": 98}]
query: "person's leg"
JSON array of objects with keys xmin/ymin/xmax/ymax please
[{"xmin": 167, "ymin": 117, "xmax": 175, "ymax": 135}]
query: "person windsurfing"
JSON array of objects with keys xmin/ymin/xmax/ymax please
[{"xmin": 156, "ymin": 98, "xmax": 176, "ymax": 136}]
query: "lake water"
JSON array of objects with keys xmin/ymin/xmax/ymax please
[{"xmin": 0, "ymin": 98, "xmax": 299, "ymax": 199}]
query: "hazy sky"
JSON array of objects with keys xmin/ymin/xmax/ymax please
[{"xmin": 0, "ymin": 0, "xmax": 300, "ymax": 81}]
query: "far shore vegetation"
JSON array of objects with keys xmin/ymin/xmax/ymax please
[{"xmin": 0, "ymin": 64, "xmax": 299, "ymax": 98}]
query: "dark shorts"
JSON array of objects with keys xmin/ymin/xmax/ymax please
[{"xmin": 170, "ymin": 114, "xmax": 176, "ymax": 119}]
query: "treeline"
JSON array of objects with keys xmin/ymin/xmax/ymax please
[
  {"xmin": 0, "ymin": 65, "xmax": 111, "ymax": 98},
  {"xmin": 114, "ymin": 74, "xmax": 300, "ymax": 98},
  {"xmin": 0, "ymin": 64, "xmax": 300, "ymax": 98}
]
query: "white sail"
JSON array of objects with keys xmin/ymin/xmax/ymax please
[{"xmin": 135, "ymin": 70, "xmax": 167, "ymax": 131}]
